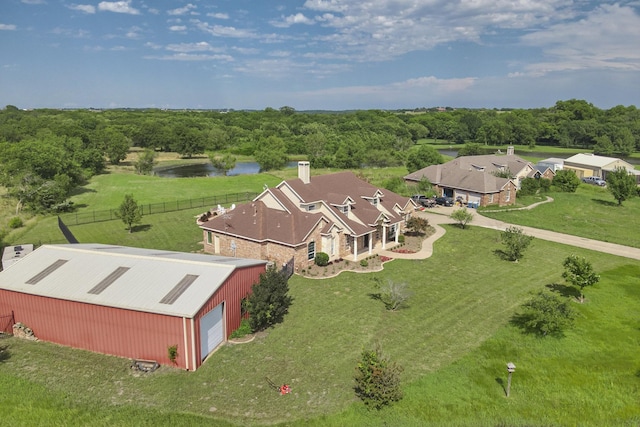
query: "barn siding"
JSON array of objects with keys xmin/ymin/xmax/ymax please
[
  {"xmin": 0, "ymin": 289, "xmax": 190, "ymax": 369},
  {"xmin": 193, "ymin": 264, "xmax": 265, "ymax": 363}
]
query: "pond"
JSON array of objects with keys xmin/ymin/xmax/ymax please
[{"xmin": 154, "ymin": 161, "xmax": 299, "ymax": 178}]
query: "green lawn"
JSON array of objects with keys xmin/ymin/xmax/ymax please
[
  {"xmin": 1, "ymin": 225, "xmax": 639, "ymax": 426},
  {"xmin": 481, "ymin": 185, "xmax": 640, "ymax": 248}
]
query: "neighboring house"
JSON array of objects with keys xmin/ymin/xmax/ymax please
[
  {"xmin": 536, "ymin": 157, "xmax": 564, "ymax": 173},
  {"xmin": 0, "ymin": 244, "xmax": 267, "ymax": 370},
  {"xmin": 563, "ymin": 153, "xmax": 640, "ymax": 184},
  {"xmin": 199, "ymin": 162, "xmax": 414, "ymax": 271},
  {"xmin": 1, "ymin": 244, "xmax": 33, "ymax": 270},
  {"xmin": 404, "ymin": 147, "xmax": 538, "ymax": 207}
]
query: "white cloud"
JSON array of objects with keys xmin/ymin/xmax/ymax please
[
  {"xmin": 21, "ymin": 0, "xmax": 46, "ymax": 4},
  {"xmin": 0, "ymin": 24, "xmax": 17, "ymax": 31},
  {"xmin": 165, "ymin": 42, "xmax": 220, "ymax": 53},
  {"xmin": 168, "ymin": 4, "xmax": 197, "ymax": 16},
  {"xmin": 521, "ymin": 4, "xmax": 640, "ymax": 75},
  {"xmin": 207, "ymin": 12, "xmax": 229, "ymax": 20},
  {"xmin": 169, "ymin": 25, "xmax": 187, "ymax": 32},
  {"xmin": 192, "ymin": 20, "xmax": 257, "ymax": 38},
  {"xmin": 52, "ymin": 27, "xmax": 90, "ymax": 38},
  {"xmin": 144, "ymin": 53, "xmax": 234, "ymax": 62},
  {"xmin": 68, "ymin": 4, "xmax": 96, "ymax": 14},
  {"xmin": 271, "ymin": 13, "xmax": 315, "ymax": 28},
  {"xmin": 98, "ymin": 1, "xmax": 140, "ymax": 15}
]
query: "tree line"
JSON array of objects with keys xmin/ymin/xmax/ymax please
[{"xmin": 0, "ymin": 100, "xmax": 638, "ymax": 213}]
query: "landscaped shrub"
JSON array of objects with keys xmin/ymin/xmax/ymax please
[
  {"xmin": 315, "ymin": 252, "xmax": 329, "ymax": 266},
  {"xmin": 167, "ymin": 345, "xmax": 178, "ymax": 364},
  {"xmin": 519, "ymin": 177, "xmax": 539, "ymax": 196},
  {"xmin": 229, "ymin": 318, "xmax": 252, "ymax": 339},
  {"xmin": 398, "ymin": 234, "xmax": 405, "ymax": 244},
  {"xmin": 8, "ymin": 217, "xmax": 23, "ymax": 229},
  {"xmin": 360, "ymin": 259, "xmax": 368, "ymax": 267},
  {"xmin": 354, "ymin": 343, "xmax": 403, "ymax": 409}
]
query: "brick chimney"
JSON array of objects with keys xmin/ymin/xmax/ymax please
[{"xmin": 298, "ymin": 161, "xmax": 310, "ymax": 184}]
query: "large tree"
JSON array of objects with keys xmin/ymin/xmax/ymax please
[
  {"xmin": 606, "ymin": 167, "xmax": 636, "ymax": 206},
  {"xmin": 552, "ymin": 169, "xmax": 581, "ymax": 192},
  {"xmin": 405, "ymin": 145, "xmax": 443, "ymax": 173}
]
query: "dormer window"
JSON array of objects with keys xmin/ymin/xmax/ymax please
[
  {"xmin": 307, "ymin": 204, "xmax": 316, "ymax": 211},
  {"xmin": 340, "ymin": 205, "xmax": 349, "ymax": 214}
]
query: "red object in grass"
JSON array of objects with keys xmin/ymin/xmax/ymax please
[{"xmin": 280, "ymin": 384, "xmax": 291, "ymax": 395}]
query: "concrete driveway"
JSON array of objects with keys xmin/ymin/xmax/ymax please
[{"xmin": 381, "ymin": 205, "xmax": 640, "ymax": 261}]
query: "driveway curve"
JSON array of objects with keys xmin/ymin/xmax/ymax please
[{"xmin": 381, "ymin": 204, "xmax": 640, "ymax": 262}]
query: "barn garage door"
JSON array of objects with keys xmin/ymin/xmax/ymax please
[{"xmin": 200, "ymin": 303, "xmax": 224, "ymax": 361}]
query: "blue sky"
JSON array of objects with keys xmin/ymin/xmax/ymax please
[{"xmin": 2, "ymin": 0, "xmax": 639, "ymax": 110}]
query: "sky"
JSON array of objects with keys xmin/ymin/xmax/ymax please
[{"xmin": 1, "ymin": 0, "xmax": 640, "ymax": 111}]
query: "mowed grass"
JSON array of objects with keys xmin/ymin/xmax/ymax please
[
  {"xmin": 481, "ymin": 185, "xmax": 640, "ymax": 248},
  {"xmin": 1, "ymin": 225, "xmax": 639, "ymax": 426}
]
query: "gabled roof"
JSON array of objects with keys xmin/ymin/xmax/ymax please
[
  {"xmin": 201, "ymin": 191, "xmax": 328, "ymax": 247},
  {"xmin": 564, "ymin": 153, "xmax": 629, "ymax": 168},
  {"xmin": 202, "ymin": 171, "xmax": 412, "ymax": 243},
  {"xmin": 450, "ymin": 154, "xmax": 532, "ymax": 176},
  {"xmin": 405, "ymin": 161, "xmax": 512, "ymax": 194},
  {"xmin": 0, "ymin": 244, "xmax": 266, "ymax": 318}
]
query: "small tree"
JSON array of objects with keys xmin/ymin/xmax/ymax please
[
  {"xmin": 517, "ymin": 291, "xmax": 576, "ymax": 336},
  {"xmin": 208, "ymin": 152, "xmax": 237, "ymax": 176},
  {"xmin": 607, "ymin": 166, "xmax": 636, "ymax": 206},
  {"xmin": 552, "ymin": 169, "xmax": 581, "ymax": 192},
  {"xmin": 373, "ymin": 278, "xmax": 412, "ymax": 311},
  {"xmin": 115, "ymin": 194, "xmax": 142, "ymax": 233},
  {"xmin": 519, "ymin": 177, "xmax": 540, "ymax": 196},
  {"xmin": 167, "ymin": 345, "xmax": 178, "ymax": 365},
  {"xmin": 354, "ymin": 342, "xmax": 403, "ymax": 409},
  {"xmin": 562, "ymin": 255, "xmax": 600, "ymax": 303},
  {"xmin": 405, "ymin": 216, "xmax": 429, "ymax": 235},
  {"xmin": 450, "ymin": 207, "xmax": 473, "ymax": 229},
  {"xmin": 500, "ymin": 226, "xmax": 533, "ymax": 262},
  {"xmin": 245, "ymin": 265, "xmax": 293, "ymax": 332},
  {"xmin": 134, "ymin": 148, "xmax": 157, "ymax": 175}
]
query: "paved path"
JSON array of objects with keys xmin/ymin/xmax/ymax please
[{"xmin": 380, "ymin": 204, "xmax": 640, "ymax": 262}]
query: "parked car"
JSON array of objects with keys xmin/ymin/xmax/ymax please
[
  {"xmin": 435, "ymin": 196, "xmax": 454, "ymax": 207},
  {"xmin": 411, "ymin": 194, "xmax": 435, "ymax": 208},
  {"xmin": 582, "ymin": 176, "xmax": 606, "ymax": 186}
]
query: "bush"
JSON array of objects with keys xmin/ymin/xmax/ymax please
[
  {"xmin": 354, "ymin": 343, "xmax": 403, "ymax": 409},
  {"xmin": 167, "ymin": 345, "xmax": 178, "ymax": 365},
  {"xmin": 315, "ymin": 252, "xmax": 329, "ymax": 266},
  {"xmin": 360, "ymin": 259, "xmax": 368, "ymax": 267},
  {"xmin": 245, "ymin": 265, "xmax": 293, "ymax": 332},
  {"xmin": 519, "ymin": 178, "xmax": 539, "ymax": 196},
  {"xmin": 373, "ymin": 278, "xmax": 412, "ymax": 311},
  {"xmin": 398, "ymin": 234, "xmax": 405, "ymax": 244},
  {"xmin": 552, "ymin": 169, "xmax": 580, "ymax": 192},
  {"xmin": 8, "ymin": 217, "xmax": 23, "ymax": 229},
  {"xmin": 229, "ymin": 318, "xmax": 252, "ymax": 339},
  {"xmin": 514, "ymin": 291, "xmax": 576, "ymax": 337}
]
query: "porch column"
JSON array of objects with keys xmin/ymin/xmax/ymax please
[
  {"xmin": 368, "ymin": 233, "xmax": 373, "ymax": 255},
  {"xmin": 352, "ymin": 236, "xmax": 358, "ymax": 261},
  {"xmin": 394, "ymin": 225, "xmax": 400, "ymax": 243},
  {"xmin": 382, "ymin": 225, "xmax": 387, "ymax": 249}
]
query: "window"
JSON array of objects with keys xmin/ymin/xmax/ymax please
[
  {"xmin": 307, "ymin": 241, "xmax": 316, "ymax": 260},
  {"xmin": 207, "ymin": 231, "xmax": 212, "ymax": 244},
  {"xmin": 340, "ymin": 205, "xmax": 349, "ymax": 214},
  {"xmin": 307, "ymin": 204, "xmax": 316, "ymax": 211},
  {"xmin": 505, "ymin": 188, "xmax": 511, "ymax": 202},
  {"xmin": 488, "ymin": 194, "xmax": 494, "ymax": 204}
]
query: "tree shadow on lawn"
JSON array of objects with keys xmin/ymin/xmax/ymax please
[
  {"xmin": 130, "ymin": 224, "xmax": 152, "ymax": 233},
  {"xmin": 492, "ymin": 249, "xmax": 513, "ymax": 262},
  {"xmin": 0, "ymin": 344, "xmax": 11, "ymax": 363},
  {"xmin": 592, "ymin": 198, "xmax": 617, "ymax": 207},
  {"xmin": 545, "ymin": 283, "xmax": 580, "ymax": 299}
]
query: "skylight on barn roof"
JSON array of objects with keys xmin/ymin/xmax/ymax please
[
  {"xmin": 160, "ymin": 274, "xmax": 199, "ymax": 305},
  {"xmin": 88, "ymin": 267, "xmax": 130, "ymax": 295},
  {"xmin": 26, "ymin": 259, "xmax": 68, "ymax": 285}
]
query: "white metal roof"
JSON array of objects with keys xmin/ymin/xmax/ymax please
[
  {"xmin": 0, "ymin": 244, "xmax": 266, "ymax": 318},
  {"xmin": 564, "ymin": 153, "xmax": 622, "ymax": 168}
]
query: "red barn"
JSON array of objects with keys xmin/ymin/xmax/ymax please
[{"xmin": 0, "ymin": 244, "xmax": 267, "ymax": 370}]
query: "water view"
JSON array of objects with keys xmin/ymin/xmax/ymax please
[{"xmin": 154, "ymin": 161, "xmax": 299, "ymax": 178}]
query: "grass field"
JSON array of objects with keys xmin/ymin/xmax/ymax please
[
  {"xmin": 1, "ymin": 225, "xmax": 638, "ymax": 426},
  {"xmin": 1, "ymin": 165, "xmax": 640, "ymax": 426},
  {"xmin": 481, "ymin": 185, "xmax": 640, "ymax": 248}
]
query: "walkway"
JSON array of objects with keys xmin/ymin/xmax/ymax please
[{"xmin": 380, "ymin": 204, "xmax": 640, "ymax": 262}]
